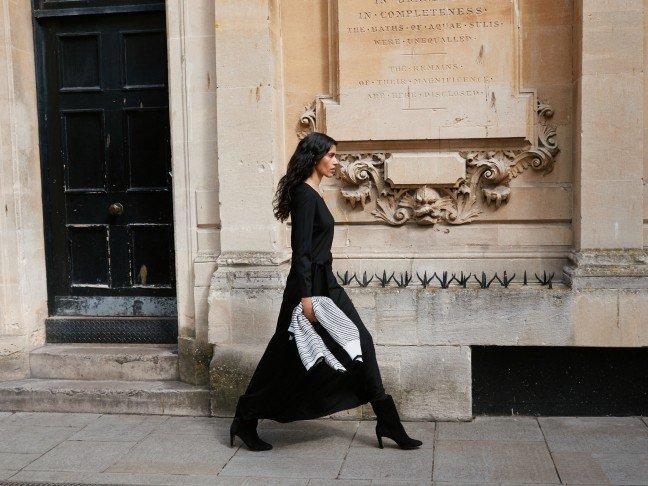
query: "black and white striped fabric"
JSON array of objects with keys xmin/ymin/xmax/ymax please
[{"xmin": 288, "ymin": 296, "xmax": 364, "ymax": 372}]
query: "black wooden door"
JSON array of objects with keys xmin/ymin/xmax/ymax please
[{"xmin": 36, "ymin": 5, "xmax": 176, "ymax": 319}]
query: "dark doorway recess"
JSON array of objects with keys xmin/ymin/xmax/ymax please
[
  {"xmin": 472, "ymin": 346, "xmax": 648, "ymax": 416},
  {"xmin": 33, "ymin": 0, "xmax": 177, "ymax": 342}
]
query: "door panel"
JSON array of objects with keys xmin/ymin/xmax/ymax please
[{"xmin": 37, "ymin": 8, "xmax": 175, "ymax": 317}]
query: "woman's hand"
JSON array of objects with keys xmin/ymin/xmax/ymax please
[{"xmin": 301, "ymin": 297, "xmax": 316, "ymax": 323}]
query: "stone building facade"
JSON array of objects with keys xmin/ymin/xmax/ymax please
[{"xmin": 0, "ymin": 0, "xmax": 646, "ymax": 419}]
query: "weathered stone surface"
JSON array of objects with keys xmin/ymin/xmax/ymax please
[
  {"xmin": 384, "ymin": 152, "xmax": 466, "ymax": 186},
  {"xmin": 433, "ymin": 439, "xmax": 560, "ymax": 483},
  {"xmin": 210, "ymin": 343, "xmax": 264, "ymax": 417},
  {"xmin": 436, "ymin": 416, "xmax": 544, "ymax": 442},
  {"xmin": 339, "ymin": 446, "xmax": 433, "ymax": 481},
  {"xmin": 69, "ymin": 414, "xmax": 170, "ymax": 442},
  {"xmin": 374, "ymin": 290, "xmax": 418, "ymax": 345},
  {"xmin": 29, "ymin": 344, "xmax": 179, "ymax": 381},
  {"xmin": 564, "ymin": 250, "xmax": 648, "ymax": 289},
  {"xmin": 24, "ymin": 440, "xmax": 136, "ymax": 473},
  {"xmin": 0, "ymin": 452, "xmax": 40, "ymax": 470},
  {"xmin": 1, "ymin": 411, "xmax": 100, "ymax": 428},
  {"xmin": 0, "ymin": 337, "xmax": 29, "ymax": 381},
  {"xmin": 0, "ymin": 379, "xmax": 210, "ymax": 416},
  {"xmin": 538, "ymin": 417, "xmax": 648, "ymax": 454},
  {"xmin": 219, "ymin": 454, "xmax": 341, "ymax": 479},
  {"xmin": 361, "ymin": 344, "xmax": 471, "ymax": 421},
  {"xmin": 0, "ymin": 425, "xmax": 77, "ymax": 454},
  {"xmin": 105, "ymin": 433, "xmax": 235, "ymax": 475},
  {"xmin": 416, "ymin": 287, "xmax": 572, "ymax": 346},
  {"xmin": 178, "ymin": 337, "xmax": 213, "ymax": 386}
]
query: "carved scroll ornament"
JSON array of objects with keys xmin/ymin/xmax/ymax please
[{"xmin": 329, "ymin": 101, "xmax": 559, "ymax": 227}]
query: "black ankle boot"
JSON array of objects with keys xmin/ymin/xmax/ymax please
[
  {"xmin": 229, "ymin": 417, "xmax": 273, "ymax": 451},
  {"xmin": 370, "ymin": 394, "xmax": 422, "ymax": 450}
]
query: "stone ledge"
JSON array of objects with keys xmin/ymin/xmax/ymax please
[
  {"xmin": 563, "ymin": 250, "xmax": 648, "ymax": 289},
  {"xmin": 209, "ymin": 283, "xmax": 648, "ymax": 348},
  {"xmin": 0, "ymin": 379, "xmax": 211, "ymax": 416},
  {"xmin": 29, "ymin": 344, "xmax": 179, "ymax": 381}
]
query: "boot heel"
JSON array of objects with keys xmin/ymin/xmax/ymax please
[
  {"xmin": 230, "ymin": 432, "xmax": 235, "ymax": 447},
  {"xmin": 376, "ymin": 430, "xmax": 383, "ymax": 449}
]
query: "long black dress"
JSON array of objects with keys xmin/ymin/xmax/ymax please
[{"xmin": 234, "ymin": 182, "xmax": 386, "ymax": 423}]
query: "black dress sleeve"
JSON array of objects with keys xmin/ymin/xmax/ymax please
[{"xmin": 290, "ymin": 187, "xmax": 317, "ymax": 298}]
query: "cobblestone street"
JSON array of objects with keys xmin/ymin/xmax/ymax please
[{"xmin": 0, "ymin": 412, "xmax": 646, "ymax": 485}]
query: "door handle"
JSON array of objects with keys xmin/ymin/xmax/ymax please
[{"xmin": 108, "ymin": 203, "xmax": 124, "ymax": 216}]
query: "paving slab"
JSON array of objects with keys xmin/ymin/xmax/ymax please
[
  {"xmin": 219, "ymin": 454, "xmax": 343, "ymax": 480},
  {"xmin": 152, "ymin": 416, "xmax": 231, "ymax": 436},
  {"xmin": 553, "ymin": 452, "xmax": 648, "ymax": 485},
  {"xmin": 538, "ymin": 416, "xmax": 648, "ymax": 453},
  {"xmin": 436, "ymin": 416, "xmax": 543, "ymax": 442},
  {"xmin": 432, "ymin": 482, "xmax": 499, "ymax": 485},
  {"xmin": 0, "ymin": 452, "xmax": 40, "ymax": 470},
  {"xmin": 85, "ymin": 473, "xmax": 308, "ymax": 485},
  {"xmin": 433, "ymin": 439, "xmax": 560, "ymax": 484},
  {"xmin": 1, "ymin": 411, "xmax": 101, "ymax": 428},
  {"xmin": 105, "ymin": 433, "xmax": 235, "ymax": 475},
  {"xmin": 371, "ymin": 481, "xmax": 431, "ymax": 486},
  {"xmin": 351, "ymin": 420, "xmax": 434, "ymax": 449},
  {"xmin": 552, "ymin": 451, "xmax": 614, "ymax": 484},
  {"xmin": 0, "ymin": 413, "xmax": 12, "ymax": 423},
  {"xmin": 338, "ymin": 446, "xmax": 433, "ymax": 481},
  {"xmin": 5, "ymin": 470, "xmax": 93, "ymax": 483},
  {"xmin": 0, "ymin": 470, "xmax": 19, "ymax": 480},
  {"xmin": 591, "ymin": 453, "xmax": 648, "ymax": 485},
  {"xmin": 0, "ymin": 425, "xmax": 77, "ymax": 454},
  {"xmin": 70, "ymin": 413, "xmax": 169, "ymax": 442},
  {"xmin": 308, "ymin": 480, "xmax": 370, "ymax": 485},
  {"xmin": 24, "ymin": 440, "xmax": 136, "ymax": 472}
]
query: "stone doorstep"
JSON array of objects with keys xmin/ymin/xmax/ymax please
[
  {"xmin": 0, "ymin": 379, "xmax": 210, "ymax": 416},
  {"xmin": 29, "ymin": 344, "xmax": 179, "ymax": 381}
]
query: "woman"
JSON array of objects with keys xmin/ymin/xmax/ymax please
[{"xmin": 229, "ymin": 132, "xmax": 422, "ymax": 451}]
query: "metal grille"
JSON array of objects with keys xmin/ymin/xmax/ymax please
[{"xmin": 45, "ymin": 317, "xmax": 177, "ymax": 344}]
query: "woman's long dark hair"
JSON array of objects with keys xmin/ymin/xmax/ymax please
[{"xmin": 273, "ymin": 132, "xmax": 337, "ymax": 222}]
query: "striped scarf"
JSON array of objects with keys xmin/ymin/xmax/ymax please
[{"xmin": 288, "ymin": 296, "xmax": 364, "ymax": 372}]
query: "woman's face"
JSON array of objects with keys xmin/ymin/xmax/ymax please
[{"xmin": 314, "ymin": 145, "xmax": 339, "ymax": 178}]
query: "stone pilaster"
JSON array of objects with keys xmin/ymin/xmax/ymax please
[
  {"xmin": 0, "ymin": 1, "xmax": 48, "ymax": 379},
  {"xmin": 208, "ymin": 0, "xmax": 289, "ymax": 401},
  {"xmin": 568, "ymin": 0, "xmax": 647, "ymax": 287}
]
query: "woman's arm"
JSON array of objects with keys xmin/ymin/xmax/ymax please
[
  {"xmin": 291, "ymin": 188, "xmax": 317, "ymax": 322},
  {"xmin": 291, "ymin": 188, "xmax": 316, "ymax": 297}
]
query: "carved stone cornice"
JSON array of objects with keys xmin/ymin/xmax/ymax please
[{"xmin": 333, "ymin": 101, "xmax": 559, "ymax": 226}]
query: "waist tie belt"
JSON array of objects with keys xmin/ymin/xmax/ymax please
[{"xmin": 311, "ymin": 256, "xmax": 333, "ymax": 294}]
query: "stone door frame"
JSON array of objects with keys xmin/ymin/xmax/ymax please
[{"xmin": 0, "ymin": 0, "xmax": 206, "ymax": 380}]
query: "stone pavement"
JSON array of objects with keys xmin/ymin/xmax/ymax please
[{"xmin": 0, "ymin": 412, "xmax": 646, "ymax": 485}]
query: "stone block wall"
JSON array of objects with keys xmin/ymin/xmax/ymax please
[{"xmin": 209, "ymin": 271, "xmax": 648, "ymax": 420}]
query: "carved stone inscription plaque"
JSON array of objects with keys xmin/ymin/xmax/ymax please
[{"xmin": 318, "ymin": 0, "xmax": 534, "ymax": 142}]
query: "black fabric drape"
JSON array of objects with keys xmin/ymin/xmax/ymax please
[{"xmin": 234, "ymin": 182, "xmax": 386, "ymax": 423}]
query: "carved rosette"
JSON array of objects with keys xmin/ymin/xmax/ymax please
[{"xmin": 334, "ymin": 101, "xmax": 560, "ymax": 226}]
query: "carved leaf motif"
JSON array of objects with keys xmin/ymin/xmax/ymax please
[{"xmin": 318, "ymin": 100, "xmax": 560, "ymax": 227}]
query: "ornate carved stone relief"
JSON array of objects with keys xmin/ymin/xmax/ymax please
[{"xmin": 297, "ymin": 100, "xmax": 559, "ymax": 227}]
